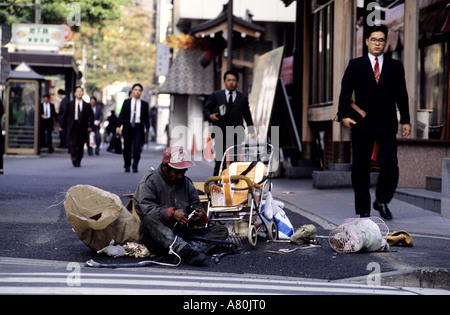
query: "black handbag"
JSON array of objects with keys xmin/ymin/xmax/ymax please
[{"xmin": 107, "ymin": 134, "xmax": 122, "ymax": 154}]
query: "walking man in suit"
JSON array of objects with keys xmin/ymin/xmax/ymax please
[
  {"xmin": 203, "ymin": 70, "xmax": 254, "ymax": 176},
  {"xmin": 337, "ymin": 25, "xmax": 411, "ymax": 220},
  {"xmin": 39, "ymin": 94, "xmax": 57, "ymax": 153},
  {"xmin": 59, "ymin": 86, "xmax": 94, "ymax": 167},
  {"xmin": 116, "ymin": 83, "xmax": 150, "ymax": 173},
  {"xmin": 88, "ymin": 96, "xmax": 103, "ymax": 156}
]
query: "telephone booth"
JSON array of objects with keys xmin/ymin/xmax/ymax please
[{"xmin": 5, "ymin": 63, "xmax": 45, "ymax": 155}]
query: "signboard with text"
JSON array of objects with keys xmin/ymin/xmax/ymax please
[{"xmin": 12, "ymin": 24, "xmax": 66, "ymax": 48}]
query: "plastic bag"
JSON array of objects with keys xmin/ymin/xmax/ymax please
[
  {"xmin": 89, "ymin": 131, "xmax": 96, "ymax": 148},
  {"xmin": 329, "ymin": 217, "xmax": 389, "ymax": 253},
  {"xmin": 261, "ymin": 197, "xmax": 294, "ymax": 239}
]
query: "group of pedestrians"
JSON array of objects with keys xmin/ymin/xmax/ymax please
[
  {"xmin": 50, "ymin": 83, "xmax": 150, "ymax": 172},
  {"xmin": 40, "ymin": 86, "xmax": 106, "ymax": 166}
]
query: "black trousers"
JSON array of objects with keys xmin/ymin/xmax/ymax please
[
  {"xmin": 69, "ymin": 123, "xmax": 87, "ymax": 166},
  {"xmin": 351, "ymin": 131, "xmax": 399, "ymax": 215},
  {"xmin": 41, "ymin": 118, "xmax": 54, "ymax": 151},
  {"xmin": 122, "ymin": 124, "xmax": 144, "ymax": 170}
]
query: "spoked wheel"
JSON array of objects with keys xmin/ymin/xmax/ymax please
[
  {"xmin": 268, "ymin": 221, "xmax": 278, "ymax": 241},
  {"xmin": 248, "ymin": 225, "xmax": 257, "ymax": 246}
]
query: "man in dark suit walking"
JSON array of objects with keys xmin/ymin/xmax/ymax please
[
  {"xmin": 337, "ymin": 25, "xmax": 411, "ymax": 220},
  {"xmin": 116, "ymin": 83, "xmax": 150, "ymax": 173},
  {"xmin": 59, "ymin": 86, "xmax": 94, "ymax": 167},
  {"xmin": 203, "ymin": 70, "xmax": 254, "ymax": 176},
  {"xmin": 39, "ymin": 94, "xmax": 57, "ymax": 153},
  {"xmin": 88, "ymin": 96, "xmax": 103, "ymax": 156}
]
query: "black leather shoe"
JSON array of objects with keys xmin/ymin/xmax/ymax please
[
  {"xmin": 360, "ymin": 212, "xmax": 370, "ymax": 218},
  {"xmin": 373, "ymin": 201, "xmax": 393, "ymax": 220}
]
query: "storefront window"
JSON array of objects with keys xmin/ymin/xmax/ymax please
[
  {"xmin": 310, "ymin": 1, "xmax": 334, "ymax": 107},
  {"xmin": 419, "ymin": 41, "xmax": 448, "ymax": 139}
]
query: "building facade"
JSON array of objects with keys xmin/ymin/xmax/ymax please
[{"xmin": 288, "ymin": 0, "xmax": 449, "ymax": 188}]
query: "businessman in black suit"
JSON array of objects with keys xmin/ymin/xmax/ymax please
[
  {"xmin": 203, "ymin": 70, "xmax": 254, "ymax": 176},
  {"xmin": 59, "ymin": 86, "xmax": 94, "ymax": 167},
  {"xmin": 116, "ymin": 83, "xmax": 150, "ymax": 173},
  {"xmin": 337, "ymin": 25, "xmax": 411, "ymax": 220},
  {"xmin": 39, "ymin": 94, "xmax": 57, "ymax": 153},
  {"xmin": 88, "ymin": 96, "xmax": 103, "ymax": 156}
]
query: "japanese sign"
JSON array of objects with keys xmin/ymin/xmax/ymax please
[{"xmin": 12, "ymin": 24, "xmax": 66, "ymax": 48}]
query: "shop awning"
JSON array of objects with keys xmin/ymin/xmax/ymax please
[{"xmin": 8, "ymin": 51, "xmax": 77, "ymax": 75}]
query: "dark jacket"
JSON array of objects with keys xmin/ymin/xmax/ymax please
[
  {"xmin": 60, "ymin": 99, "xmax": 94, "ymax": 133},
  {"xmin": 117, "ymin": 98, "xmax": 150, "ymax": 133},
  {"xmin": 337, "ymin": 55, "xmax": 410, "ymax": 135},
  {"xmin": 133, "ymin": 165, "xmax": 201, "ymax": 225},
  {"xmin": 203, "ymin": 89, "xmax": 253, "ymax": 131}
]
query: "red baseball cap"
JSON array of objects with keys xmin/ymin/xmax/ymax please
[{"xmin": 162, "ymin": 146, "xmax": 195, "ymax": 169}]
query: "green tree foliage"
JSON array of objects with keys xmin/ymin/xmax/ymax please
[
  {"xmin": 75, "ymin": 6, "xmax": 156, "ymax": 92},
  {"xmin": 0, "ymin": 0, "xmax": 122, "ymax": 27},
  {"xmin": 1, "ymin": 0, "xmax": 156, "ymax": 93}
]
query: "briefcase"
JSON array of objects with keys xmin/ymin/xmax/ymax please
[
  {"xmin": 348, "ymin": 102, "xmax": 367, "ymax": 125},
  {"xmin": 107, "ymin": 134, "xmax": 123, "ymax": 154}
]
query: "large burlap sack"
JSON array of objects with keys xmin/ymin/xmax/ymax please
[{"xmin": 64, "ymin": 185, "xmax": 140, "ymax": 251}]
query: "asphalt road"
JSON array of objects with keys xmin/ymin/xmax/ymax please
[{"xmin": 1, "ymin": 144, "xmax": 450, "ymax": 284}]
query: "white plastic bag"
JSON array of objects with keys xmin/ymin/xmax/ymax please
[
  {"xmin": 264, "ymin": 192, "xmax": 274, "ymax": 220},
  {"xmin": 329, "ymin": 217, "xmax": 389, "ymax": 253},
  {"xmin": 261, "ymin": 198, "xmax": 294, "ymax": 239},
  {"xmin": 89, "ymin": 131, "xmax": 96, "ymax": 148}
]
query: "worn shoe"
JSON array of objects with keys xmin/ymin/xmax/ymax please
[
  {"xmin": 180, "ymin": 245, "xmax": 207, "ymax": 266},
  {"xmin": 373, "ymin": 201, "xmax": 393, "ymax": 220}
]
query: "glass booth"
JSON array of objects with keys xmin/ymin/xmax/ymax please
[{"xmin": 5, "ymin": 63, "xmax": 44, "ymax": 155}]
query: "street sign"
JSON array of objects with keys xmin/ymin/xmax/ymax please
[
  {"xmin": 156, "ymin": 42, "xmax": 170, "ymax": 77},
  {"xmin": 12, "ymin": 24, "xmax": 66, "ymax": 49}
]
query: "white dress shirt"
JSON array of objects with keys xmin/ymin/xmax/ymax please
[
  {"xmin": 131, "ymin": 98, "xmax": 141, "ymax": 123},
  {"xmin": 75, "ymin": 99, "xmax": 83, "ymax": 120},
  {"xmin": 44, "ymin": 103, "xmax": 51, "ymax": 118}
]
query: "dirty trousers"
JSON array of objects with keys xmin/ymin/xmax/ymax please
[{"xmin": 139, "ymin": 213, "xmax": 229, "ymax": 256}]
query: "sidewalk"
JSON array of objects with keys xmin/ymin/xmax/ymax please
[{"xmin": 270, "ymin": 177, "xmax": 450, "ymax": 238}]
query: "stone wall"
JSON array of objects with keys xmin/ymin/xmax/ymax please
[{"xmin": 397, "ymin": 139, "xmax": 450, "ymax": 188}]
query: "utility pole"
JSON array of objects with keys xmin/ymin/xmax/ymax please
[{"xmin": 35, "ymin": 0, "xmax": 41, "ymax": 24}]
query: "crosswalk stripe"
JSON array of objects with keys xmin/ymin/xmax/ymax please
[{"xmin": 0, "ymin": 271, "xmax": 418, "ymax": 295}]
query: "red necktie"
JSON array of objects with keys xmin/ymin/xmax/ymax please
[{"xmin": 374, "ymin": 57, "xmax": 380, "ymax": 84}]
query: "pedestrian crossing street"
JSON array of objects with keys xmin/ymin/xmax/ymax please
[{"xmin": 0, "ymin": 260, "xmax": 435, "ymax": 295}]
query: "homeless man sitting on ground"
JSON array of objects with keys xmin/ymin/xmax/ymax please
[{"xmin": 133, "ymin": 146, "xmax": 229, "ymax": 266}]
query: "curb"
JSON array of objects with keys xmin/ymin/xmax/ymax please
[
  {"xmin": 335, "ymin": 267, "xmax": 450, "ymax": 290},
  {"xmin": 271, "ymin": 195, "xmax": 338, "ymax": 230}
]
